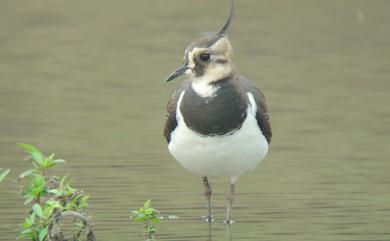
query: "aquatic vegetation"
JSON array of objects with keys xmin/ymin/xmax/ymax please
[
  {"xmin": 0, "ymin": 168, "xmax": 10, "ymax": 183},
  {"xmin": 6, "ymin": 144, "xmax": 172, "ymax": 240},
  {"xmin": 16, "ymin": 143, "xmax": 95, "ymax": 241},
  {"xmin": 131, "ymin": 199, "xmax": 161, "ymax": 240}
]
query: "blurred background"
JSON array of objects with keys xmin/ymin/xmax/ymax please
[{"xmin": 1, "ymin": 0, "xmax": 389, "ymax": 240}]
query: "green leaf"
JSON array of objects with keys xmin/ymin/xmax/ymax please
[
  {"xmin": 42, "ymin": 159, "xmax": 53, "ymax": 169},
  {"xmin": 0, "ymin": 168, "xmax": 10, "ymax": 183},
  {"xmin": 17, "ymin": 169, "xmax": 34, "ymax": 181},
  {"xmin": 21, "ymin": 214, "xmax": 34, "ymax": 228},
  {"xmin": 17, "ymin": 143, "xmax": 40, "ymax": 153},
  {"xmin": 32, "ymin": 203, "xmax": 43, "ymax": 218},
  {"xmin": 151, "ymin": 218, "xmax": 160, "ymax": 224},
  {"xmin": 43, "ymin": 206, "xmax": 54, "ymax": 218},
  {"xmin": 77, "ymin": 194, "xmax": 90, "ymax": 209},
  {"xmin": 53, "ymin": 159, "xmax": 65, "ymax": 164},
  {"xmin": 17, "ymin": 228, "xmax": 33, "ymax": 239},
  {"xmin": 43, "ymin": 200, "xmax": 62, "ymax": 217},
  {"xmin": 63, "ymin": 185, "xmax": 76, "ymax": 196},
  {"xmin": 47, "ymin": 189, "xmax": 60, "ymax": 195},
  {"xmin": 47, "ymin": 153, "xmax": 55, "ymax": 161},
  {"xmin": 24, "ymin": 196, "xmax": 34, "ymax": 205},
  {"xmin": 45, "ymin": 200, "xmax": 61, "ymax": 208},
  {"xmin": 38, "ymin": 227, "xmax": 48, "ymax": 241},
  {"xmin": 59, "ymin": 175, "xmax": 68, "ymax": 189},
  {"xmin": 32, "ymin": 174, "xmax": 45, "ymax": 188},
  {"xmin": 143, "ymin": 199, "xmax": 151, "ymax": 209},
  {"xmin": 17, "ymin": 143, "xmax": 44, "ymax": 165},
  {"xmin": 30, "ymin": 175, "xmax": 46, "ymax": 199},
  {"xmin": 131, "ymin": 212, "xmax": 146, "ymax": 222},
  {"xmin": 80, "ymin": 194, "xmax": 90, "ymax": 203},
  {"xmin": 71, "ymin": 193, "xmax": 83, "ymax": 203}
]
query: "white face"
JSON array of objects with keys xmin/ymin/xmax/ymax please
[{"xmin": 184, "ymin": 37, "xmax": 234, "ymax": 84}]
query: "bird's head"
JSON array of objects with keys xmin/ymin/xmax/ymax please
[{"xmin": 166, "ymin": 0, "xmax": 235, "ymax": 84}]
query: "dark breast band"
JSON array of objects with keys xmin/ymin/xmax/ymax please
[{"xmin": 180, "ymin": 81, "xmax": 247, "ymax": 136}]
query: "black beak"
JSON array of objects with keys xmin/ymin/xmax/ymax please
[{"xmin": 166, "ymin": 63, "xmax": 188, "ymax": 82}]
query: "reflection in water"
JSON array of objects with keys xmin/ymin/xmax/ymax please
[
  {"xmin": 207, "ymin": 222, "xmax": 212, "ymax": 241},
  {"xmin": 226, "ymin": 224, "xmax": 233, "ymax": 241},
  {"xmin": 205, "ymin": 222, "xmax": 233, "ymax": 241}
]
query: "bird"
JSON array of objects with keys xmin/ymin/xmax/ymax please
[{"xmin": 163, "ymin": 0, "xmax": 272, "ymax": 224}]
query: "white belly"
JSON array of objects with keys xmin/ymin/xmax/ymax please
[{"xmin": 168, "ymin": 92, "xmax": 269, "ymax": 177}]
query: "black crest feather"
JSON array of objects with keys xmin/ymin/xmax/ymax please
[{"xmin": 218, "ymin": 0, "xmax": 235, "ymax": 35}]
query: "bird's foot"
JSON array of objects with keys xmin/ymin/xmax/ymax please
[
  {"xmin": 223, "ymin": 219, "xmax": 235, "ymax": 225},
  {"xmin": 201, "ymin": 215, "xmax": 215, "ymax": 223}
]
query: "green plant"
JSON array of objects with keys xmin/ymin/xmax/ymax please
[
  {"xmin": 0, "ymin": 168, "xmax": 10, "ymax": 183},
  {"xmin": 16, "ymin": 143, "xmax": 93, "ymax": 241},
  {"xmin": 131, "ymin": 199, "xmax": 161, "ymax": 240}
]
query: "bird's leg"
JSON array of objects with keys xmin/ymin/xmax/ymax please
[
  {"xmin": 202, "ymin": 176, "xmax": 213, "ymax": 222},
  {"xmin": 225, "ymin": 183, "xmax": 235, "ymax": 224},
  {"xmin": 225, "ymin": 176, "xmax": 238, "ymax": 224}
]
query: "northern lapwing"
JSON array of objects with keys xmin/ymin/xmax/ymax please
[{"xmin": 164, "ymin": 1, "xmax": 272, "ymax": 224}]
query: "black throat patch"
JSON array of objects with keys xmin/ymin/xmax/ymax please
[{"xmin": 180, "ymin": 79, "xmax": 247, "ymax": 136}]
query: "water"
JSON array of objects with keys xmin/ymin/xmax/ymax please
[{"xmin": 1, "ymin": 0, "xmax": 390, "ymax": 240}]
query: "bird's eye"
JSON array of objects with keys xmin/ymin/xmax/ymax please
[{"xmin": 199, "ymin": 53, "xmax": 211, "ymax": 62}]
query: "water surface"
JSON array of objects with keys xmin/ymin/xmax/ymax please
[{"xmin": 1, "ymin": 0, "xmax": 390, "ymax": 240}]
